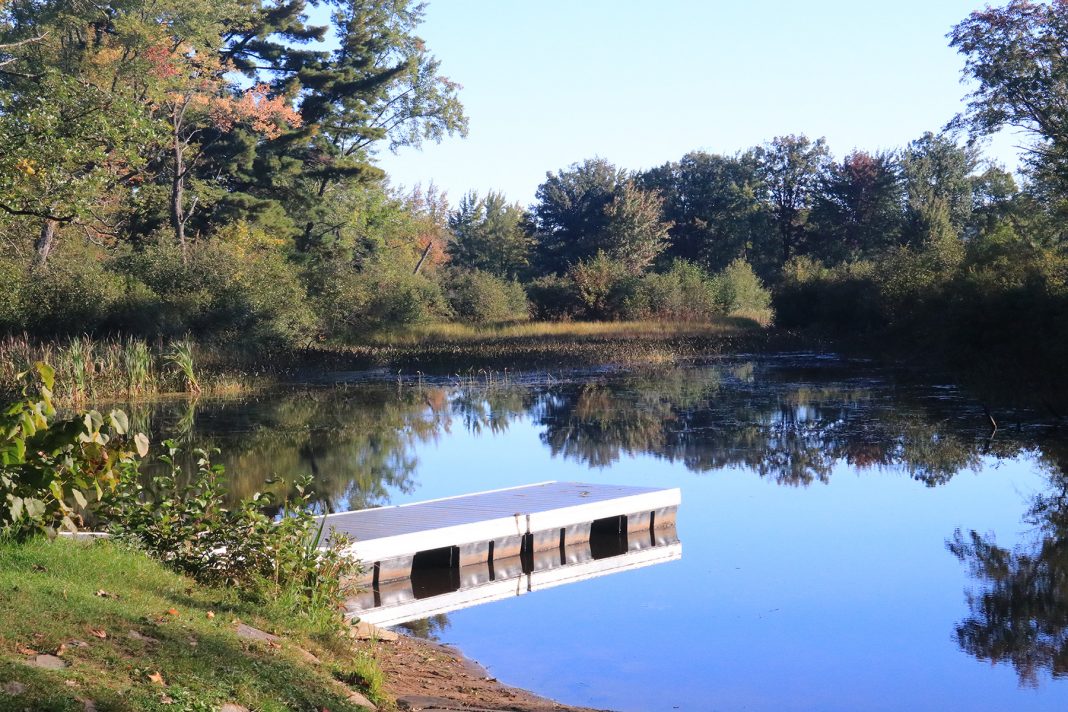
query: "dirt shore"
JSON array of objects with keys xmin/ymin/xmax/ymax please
[{"xmin": 374, "ymin": 632, "xmax": 605, "ymax": 712}]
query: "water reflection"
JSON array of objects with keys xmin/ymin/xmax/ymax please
[
  {"xmin": 949, "ymin": 445, "xmax": 1068, "ymax": 685},
  {"xmin": 128, "ymin": 362, "xmax": 1055, "ymax": 502},
  {"xmin": 128, "ymin": 358, "xmax": 1068, "ymax": 686},
  {"xmin": 346, "ymin": 520, "xmax": 683, "ymax": 628}
]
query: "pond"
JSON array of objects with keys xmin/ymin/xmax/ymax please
[{"xmin": 128, "ymin": 355, "xmax": 1068, "ymax": 711}]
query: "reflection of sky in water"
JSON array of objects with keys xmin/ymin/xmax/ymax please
[
  {"xmin": 141, "ymin": 359, "xmax": 1068, "ymax": 711},
  {"xmin": 395, "ymin": 421, "xmax": 1058, "ymax": 712}
]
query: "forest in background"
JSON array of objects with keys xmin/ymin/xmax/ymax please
[{"xmin": 1, "ymin": 0, "xmax": 1066, "ymax": 386}]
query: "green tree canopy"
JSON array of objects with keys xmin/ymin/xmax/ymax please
[
  {"xmin": 754, "ymin": 135, "xmax": 831, "ymax": 265},
  {"xmin": 447, "ymin": 191, "xmax": 532, "ymax": 279},
  {"xmin": 949, "ymin": 1, "xmax": 1068, "ymax": 196},
  {"xmin": 639, "ymin": 151, "xmax": 768, "ymax": 272},
  {"xmin": 531, "ymin": 158, "xmax": 670, "ymax": 276}
]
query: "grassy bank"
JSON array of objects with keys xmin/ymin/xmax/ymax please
[{"xmin": 0, "ymin": 537, "xmax": 383, "ymax": 712}]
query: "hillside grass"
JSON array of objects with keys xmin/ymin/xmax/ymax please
[{"xmin": 0, "ymin": 538, "xmax": 381, "ymax": 712}]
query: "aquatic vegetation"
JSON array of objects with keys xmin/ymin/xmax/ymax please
[{"xmin": 164, "ymin": 340, "xmax": 201, "ymax": 395}]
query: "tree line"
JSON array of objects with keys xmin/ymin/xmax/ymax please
[{"xmin": 1, "ymin": 1, "xmax": 1066, "ymax": 378}]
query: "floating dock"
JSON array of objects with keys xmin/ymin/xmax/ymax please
[{"xmin": 321, "ymin": 481, "xmax": 682, "ymax": 624}]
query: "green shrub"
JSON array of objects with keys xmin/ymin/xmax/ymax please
[
  {"xmin": 444, "ymin": 269, "xmax": 529, "ymax": 323},
  {"xmin": 17, "ymin": 250, "xmax": 129, "ymax": 335},
  {"xmin": 626, "ymin": 259, "xmax": 720, "ymax": 321},
  {"xmin": 314, "ymin": 259, "xmax": 450, "ymax": 338},
  {"xmin": 0, "ymin": 256, "xmax": 27, "ymax": 332},
  {"xmin": 712, "ymin": 258, "xmax": 773, "ymax": 322},
  {"xmin": 0, "ymin": 363, "xmax": 148, "ymax": 539},
  {"xmin": 526, "ymin": 274, "xmax": 582, "ymax": 320},
  {"xmin": 122, "ymin": 236, "xmax": 315, "ymax": 345},
  {"xmin": 775, "ymin": 257, "xmax": 884, "ymax": 332},
  {"xmin": 106, "ymin": 444, "xmax": 358, "ymax": 615},
  {"xmin": 569, "ymin": 251, "xmax": 638, "ymax": 320},
  {"xmin": 0, "ymin": 362, "xmax": 358, "ymax": 623}
]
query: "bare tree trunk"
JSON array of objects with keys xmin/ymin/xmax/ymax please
[
  {"xmin": 413, "ymin": 241, "xmax": 433, "ymax": 275},
  {"xmin": 171, "ymin": 147, "xmax": 186, "ymax": 260},
  {"xmin": 170, "ymin": 109, "xmax": 188, "ymax": 262},
  {"xmin": 32, "ymin": 218, "xmax": 58, "ymax": 269}
]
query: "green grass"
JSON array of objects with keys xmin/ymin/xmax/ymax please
[{"xmin": 0, "ymin": 538, "xmax": 378, "ymax": 712}]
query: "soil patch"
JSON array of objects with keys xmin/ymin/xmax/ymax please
[{"xmin": 377, "ymin": 634, "xmax": 605, "ymax": 712}]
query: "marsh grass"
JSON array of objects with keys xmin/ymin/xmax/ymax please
[
  {"xmin": 0, "ymin": 538, "xmax": 374, "ymax": 711},
  {"xmin": 0, "ymin": 336, "xmax": 268, "ymax": 403},
  {"xmin": 123, "ymin": 337, "xmax": 153, "ymax": 395},
  {"xmin": 364, "ymin": 318, "xmax": 759, "ymax": 345},
  {"xmin": 164, "ymin": 340, "xmax": 201, "ymax": 395},
  {"xmin": 0, "ymin": 318, "xmax": 775, "ymax": 401},
  {"xmin": 323, "ymin": 317, "xmax": 775, "ymax": 374}
]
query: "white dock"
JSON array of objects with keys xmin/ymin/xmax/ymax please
[
  {"xmin": 321, "ymin": 480, "xmax": 682, "ymax": 620},
  {"xmin": 348, "ymin": 533, "xmax": 682, "ymax": 627}
]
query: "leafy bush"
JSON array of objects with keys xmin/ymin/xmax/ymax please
[
  {"xmin": 775, "ymin": 257, "xmax": 883, "ymax": 332},
  {"xmin": 106, "ymin": 444, "xmax": 358, "ymax": 614},
  {"xmin": 712, "ymin": 258, "xmax": 773, "ymax": 322},
  {"xmin": 569, "ymin": 251, "xmax": 638, "ymax": 319},
  {"xmin": 10, "ymin": 249, "xmax": 130, "ymax": 336},
  {"xmin": 0, "ymin": 256, "xmax": 27, "ymax": 332},
  {"xmin": 0, "ymin": 363, "xmax": 147, "ymax": 538},
  {"xmin": 1, "ymin": 365, "xmax": 358, "ymax": 622},
  {"xmin": 314, "ymin": 259, "xmax": 450, "ymax": 338},
  {"xmin": 444, "ymin": 269, "xmax": 529, "ymax": 323},
  {"xmin": 122, "ymin": 236, "xmax": 315, "ymax": 345},
  {"xmin": 526, "ymin": 274, "xmax": 582, "ymax": 320},
  {"xmin": 625, "ymin": 259, "xmax": 720, "ymax": 321}
]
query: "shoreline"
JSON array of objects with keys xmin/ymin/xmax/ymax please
[{"xmin": 374, "ymin": 631, "xmax": 601, "ymax": 712}]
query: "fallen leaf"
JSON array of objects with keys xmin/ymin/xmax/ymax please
[
  {"xmin": 15, "ymin": 645, "xmax": 37, "ymax": 656},
  {"xmin": 54, "ymin": 643, "xmax": 67, "ymax": 656},
  {"xmin": 205, "ymin": 611, "xmax": 215, "ymax": 620},
  {"xmin": 160, "ymin": 694, "xmax": 173, "ymax": 704},
  {"xmin": 94, "ymin": 590, "xmax": 117, "ymax": 599},
  {"xmin": 165, "ymin": 608, "xmax": 179, "ymax": 617},
  {"xmin": 89, "ymin": 629, "xmax": 107, "ymax": 639},
  {"xmin": 147, "ymin": 671, "xmax": 165, "ymax": 686}
]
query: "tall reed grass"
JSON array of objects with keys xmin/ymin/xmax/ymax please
[{"xmin": 0, "ymin": 335, "xmax": 214, "ymax": 402}]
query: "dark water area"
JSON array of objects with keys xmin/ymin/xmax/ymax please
[{"xmin": 126, "ymin": 355, "xmax": 1068, "ymax": 711}]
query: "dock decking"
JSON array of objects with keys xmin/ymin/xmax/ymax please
[{"xmin": 322, "ymin": 481, "xmax": 682, "ymax": 620}]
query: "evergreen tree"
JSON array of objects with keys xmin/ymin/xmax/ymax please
[{"xmin": 447, "ymin": 191, "xmax": 531, "ymax": 279}]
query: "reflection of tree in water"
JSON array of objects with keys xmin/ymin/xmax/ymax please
[
  {"xmin": 134, "ymin": 386, "xmax": 453, "ymax": 511},
  {"xmin": 398, "ymin": 614, "xmax": 451, "ymax": 641},
  {"xmin": 130, "ymin": 360, "xmax": 1058, "ymax": 509},
  {"xmin": 528, "ymin": 364, "xmax": 1018, "ymax": 487},
  {"xmin": 949, "ymin": 443, "xmax": 1068, "ymax": 685},
  {"xmin": 125, "ymin": 361, "xmax": 1068, "ymax": 684}
]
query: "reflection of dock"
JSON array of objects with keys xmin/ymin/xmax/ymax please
[{"xmin": 321, "ymin": 481, "xmax": 682, "ymax": 626}]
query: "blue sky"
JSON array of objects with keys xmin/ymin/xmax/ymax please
[{"xmin": 374, "ymin": 1, "xmax": 1026, "ymax": 205}]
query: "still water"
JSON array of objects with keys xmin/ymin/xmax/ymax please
[{"xmin": 132, "ymin": 356, "xmax": 1068, "ymax": 711}]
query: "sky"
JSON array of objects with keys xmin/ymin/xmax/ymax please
[{"xmin": 374, "ymin": 0, "xmax": 1028, "ymax": 207}]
